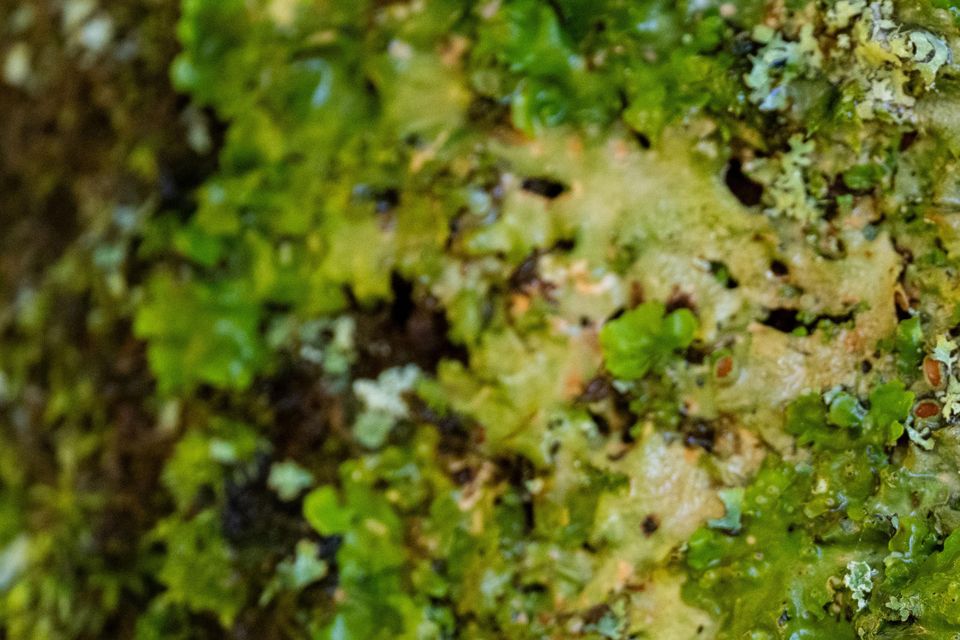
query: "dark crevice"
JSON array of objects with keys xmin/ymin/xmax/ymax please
[
  {"xmin": 509, "ymin": 253, "xmax": 540, "ymax": 291},
  {"xmin": 665, "ymin": 288, "xmax": 696, "ymax": 313},
  {"xmin": 222, "ymin": 453, "xmax": 309, "ymax": 548},
  {"xmin": 762, "ymin": 308, "xmax": 806, "ymax": 333},
  {"xmin": 899, "ymin": 130, "xmax": 919, "ymax": 152},
  {"xmin": 895, "ymin": 297, "xmax": 914, "ymax": 322},
  {"xmin": 642, "ymin": 514, "xmax": 660, "ymax": 536},
  {"xmin": 816, "ymin": 233, "xmax": 847, "ymax": 260},
  {"xmin": 375, "ymin": 187, "xmax": 400, "ymax": 214},
  {"xmin": 709, "ymin": 260, "xmax": 739, "ymax": 288},
  {"xmin": 893, "ymin": 262, "xmax": 915, "ymax": 321},
  {"xmin": 590, "ymin": 411, "xmax": 611, "ymax": 436},
  {"xmin": 410, "ymin": 397, "xmax": 474, "ymax": 458},
  {"xmin": 606, "ymin": 306, "xmax": 626, "ymax": 322},
  {"xmin": 389, "ymin": 272, "xmax": 415, "ymax": 327},
  {"xmin": 581, "ymin": 604, "xmax": 611, "ymax": 625},
  {"xmin": 352, "ymin": 273, "xmax": 468, "ymax": 380},
  {"xmin": 494, "ymin": 455, "xmax": 537, "ymax": 532},
  {"xmin": 614, "ymin": 391, "xmax": 640, "ymax": 444},
  {"xmin": 521, "ymin": 177, "xmax": 568, "ymax": 199},
  {"xmin": 681, "ymin": 420, "xmax": 716, "ymax": 452},
  {"xmin": 684, "ymin": 343, "xmax": 708, "ymax": 365},
  {"xmin": 264, "ymin": 361, "xmax": 350, "ymax": 464},
  {"xmin": 466, "ymin": 96, "xmax": 511, "ymax": 129},
  {"xmin": 451, "ymin": 466, "xmax": 475, "ymax": 485},
  {"xmin": 760, "ymin": 307, "xmax": 855, "ymax": 334},
  {"xmin": 633, "ymin": 131, "xmax": 651, "ymax": 150},
  {"xmin": 770, "ymin": 259, "xmax": 789, "ymax": 276},
  {"xmin": 446, "ymin": 211, "xmax": 466, "ymax": 249},
  {"xmin": 724, "ymin": 159, "xmax": 764, "ymax": 207},
  {"xmin": 579, "ymin": 376, "xmax": 611, "ymax": 403},
  {"xmin": 351, "ymin": 184, "xmax": 401, "ymax": 214}
]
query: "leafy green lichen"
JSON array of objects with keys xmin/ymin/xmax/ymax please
[
  {"xmin": 599, "ymin": 302, "xmax": 698, "ymax": 380},
  {"xmin": 6, "ymin": 1, "xmax": 960, "ymax": 639},
  {"xmin": 844, "ymin": 560, "xmax": 876, "ymax": 611}
]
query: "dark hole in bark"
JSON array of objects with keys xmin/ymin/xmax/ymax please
[
  {"xmin": 761, "ymin": 307, "xmax": 854, "ymax": 334},
  {"xmin": 900, "ymin": 130, "xmax": 919, "ymax": 151},
  {"xmin": 521, "ymin": 177, "xmax": 568, "ymax": 199},
  {"xmin": 724, "ymin": 159, "xmax": 764, "ymax": 207},
  {"xmin": 642, "ymin": 514, "xmax": 660, "ymax": 536},
  {"xmin": 709, "ymin": 260, "xmax": 739, "ymax": 288},
  {"xmin": 682, "ymin": 420, "xmax": 716, "ymax": 452}
]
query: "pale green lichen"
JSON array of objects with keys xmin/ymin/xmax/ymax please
[
  {"xmin": 834, "ymin": 0, "xmax": 950, "ymax": 121},
  {"xmin": 708, "ymin": 487, "xmax": 744, "ymax": 533},
  {"xmin": 886, "ymin": 594, "xmax": 923, "ymax": 621},
  {"xmin": 3, "ymin": 42, "xmax": 31, "ymax": 88},
  {"xmin": 932, "ymin": 335, "xmax": 957, "ymax": 368},
  {"xmin": 259, "ymin": 539, "xmax": 328, "ymax": 605},
  {"xmin": 744, "ymin": 23, "xmax": 822, "ymax": 111},
  {"xmin": 931, "ymin": 334, "xmax": 960, "ymax": 422},
  {"xmin": 268, "ymin": 460, "xmax": 315, "ymax": 501},
  {"xmin": 825, "ymin": 0, "xmax": 868, "ymax": 30},
  {"xmin": 942, "ymin": 376, "xmax": 960, "ymax": 421},
  {"xmin": 844, "ymin": 560, "xmax": 876, "ymax": 611},
  {"xmin": 749, "ymin": 135, "xmax": 821, "ymax": 222},
  {"xmin": 906, "ymin": 417, "xmax": 936, "ymax": 450},
  {"xmin": 750, "ymin": 0, "xmax": 952, "ymax": 122},
  {"xmin": 909, "ymin": 30, "xmax": 952, "ymax": 86},
  {"xmin": 353, "ymin": 364, "xmax": 421, "ymax": 448}
]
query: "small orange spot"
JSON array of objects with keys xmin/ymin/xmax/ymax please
[
  {"xmin": 612, "ymin": 139, "xmax": 630, "ymax": 161},
  {"xmin": 510, "ymin": 293, "xmax": 531, "ymax": 315},
  {"xmin": 914, "ymin": 400, "xmax": 940, "ymax": 419},
  {"xmin": 924, "ymin": 356, "xmax": 944, "ymax": 389},
  {"xmin": 715, "ymin": 355, "xmax": 734, "ymax": 379},
  {"xmin": 564, "ymin": 371, "xmax": 584, "ymax": 398},
  {"xmin": 440, "ymin": 35, "xmax": 469, "ymax": 67}
]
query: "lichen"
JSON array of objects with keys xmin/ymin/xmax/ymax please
[
  {"xmin": 931, "ymin": 335, "xmax": 960, "ymax": 422},
  {"xmin": 844, "ymin": 560, "xmax": 876, "ymax": 611},
  {"xmin": 749, "ymin": 0, "xmax": 952, "ymax": 122},
  {"xmin": 745, "ymin": 23, "xmax": 823, "ymax": 111},
  {"xmin": 7, "ymin": 1, "xmax": 960, "ymax": 639},
  {"xmin": 748, "ymin": 134, "xmax": 821, "ymax": 222},
  {"xmin": 886, "ymin": 594, "xmax": 924, "ymax": 621}
]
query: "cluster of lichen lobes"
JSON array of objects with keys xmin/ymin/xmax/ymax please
[{"xmin": 5, "ymin": 0, "xmax": 960, "ymax": 639}]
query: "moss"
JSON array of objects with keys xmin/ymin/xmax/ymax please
[{"xmin": 5, "ymin": 1, "xmax": 960, "ymax": 638}]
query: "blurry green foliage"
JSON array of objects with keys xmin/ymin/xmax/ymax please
[
  {"xmin": 600, "ymin": 302, "xmax": 698, "ymax": 379},
  {"xmin": 4, "ymin": 0, "xmax": 960, "ymax": 639}
]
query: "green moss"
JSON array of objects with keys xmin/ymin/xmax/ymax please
[
  {"xmin": 600, "ymin": 302, "xmax": 698, "ymax": 380},
  {"xmin": 6, "ymin": 0, "xmax": 960, "ymax": 638}
]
